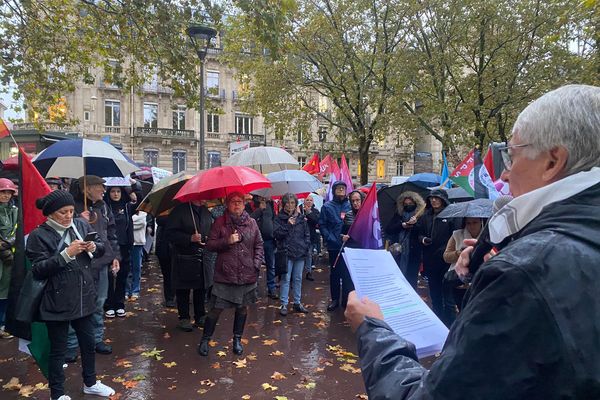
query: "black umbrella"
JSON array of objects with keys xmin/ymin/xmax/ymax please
[
  {"xmin": 436, "ymin": 198, "xmax": 493, "ymax": 219},
  {"xmin": 446, "ymin": 186, "xmax": 474, "ymax": 203},
  {"xmin": 377, "ymin": 182, "xmax": 431, "ymax": 230}
]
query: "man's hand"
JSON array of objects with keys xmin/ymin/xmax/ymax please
[
  {"xmin": 345, "ymin": 291, "xmax": 384, "ymax": 332},
  {"xmin": 455, "ymin": 238, "xmax": 477, "ymax": 279},
  {"xmin": 407, "ymin": 216, "xmax": 417, "ymax": 225},
  {"xmin": 129, "ymin": 192, "xmax": 137, "ymax": 203},
  {"xmin": 111, "ymin": 259, "xmax": 120, "ymax": 275},
  {"xmin": 191, "ymin": 233, "xmax": 203, "ymax": 244},
  {"xmin": 341, "ymin": 234, "xmax": 350, "ymax": 242}
]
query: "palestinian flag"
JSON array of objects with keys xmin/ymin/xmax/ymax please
[{"xmin": 450, "ymin": 148, "xmax": 500, "ymax": 200}]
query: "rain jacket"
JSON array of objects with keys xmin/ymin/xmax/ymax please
[
  {"xmin": 300, "ymin": 203, "xmax": 320, "ymax": 244},
  {"xmin": 319, "ymin": 197, "xmax": 351, "ymax": 251},
  {"xmin": 274, "ymin": 211, "xmax": 310, "ymax": 260},
  {"xmin": 355, "ymin": 183, "xmax": 600, "ymax": 400},
  {"xmin": 26, "ymin": 218, "xmax": 105, "ymax": 321}
]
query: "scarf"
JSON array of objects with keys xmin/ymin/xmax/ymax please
[
  {"xmin": 489, "ymin": 167, "xmax": 600, "ymax": 244},
  {"xmin": 46, "ymin": 217, "xmax": 93, "ymax": 258},
  {"xmin": 228, "ymin": 210, "xmax": 250, "ymax": 228}
]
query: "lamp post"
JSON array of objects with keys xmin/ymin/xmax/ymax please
[
  {"xmin": 318, "ymin": 126, "xmax": 327, "ymax": 159},
  {"xmin": 187, "ymin": 23, "xmax": 217, "ymax": 170}
]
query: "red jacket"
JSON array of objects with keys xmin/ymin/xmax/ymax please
[{"xmin": 207, "ymin": 211, "xmax": 264, "ymax": 285}]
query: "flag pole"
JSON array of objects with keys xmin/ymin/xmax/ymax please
[{"xmin": 332, "ymin": 240, "xmax": 347, "ymax": 268}]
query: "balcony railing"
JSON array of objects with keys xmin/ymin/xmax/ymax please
[
  {"xmin": 206, "ymin": 132, "xmax": 221, "ymax": 140},
  {"xmin": 142, "ymin": 83, "xmax": 174, "ymax": 94},
  {"xmin": 98, "ymin": 81, "xmax": 121, "ymax": 90},
  {"xmin": 205, "ymin": 88, "xmax": 226, "ymax": 100},
  {"xmin": 135, "ymin": 127, "xmax": 195, "ymax": 139},
  {"xmin": 229, "ymin": 132, "xmax": 265, "ymax": 146},
  {"xmin": 104, "ymin": 126, "xmax": 121, "ymax": 134}
]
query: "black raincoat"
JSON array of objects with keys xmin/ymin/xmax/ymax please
[{"xmin": 355, "ymin": 182, "xmax": 600, "ymax": 399}]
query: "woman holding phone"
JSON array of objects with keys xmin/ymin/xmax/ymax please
[{"xmin": 26, "ymin": 190, "xmax": 115, "ymax": 400}]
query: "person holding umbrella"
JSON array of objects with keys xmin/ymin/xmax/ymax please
[{"xmin": 198, "ymin": 192, "xmax": 264, "ymax": 356}]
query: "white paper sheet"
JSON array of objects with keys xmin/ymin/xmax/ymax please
[{"xmin": 343, "ymin": 248, "xmax": 449, "ymax": 358}]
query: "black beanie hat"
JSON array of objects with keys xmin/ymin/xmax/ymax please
[
  {"xmin": 332, "ymin": 180, "xmax": 347, "ymax": 192},
  {"xmin": 36, "ymin": 190, "xmax": 75, "ymax": 216}
]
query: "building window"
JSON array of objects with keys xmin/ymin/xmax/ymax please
[
  {"xmin": 104, "ymin": 100, "xmax": 120, "ymax": 127},
  {"xmin": 377, "ymin": 159, "xmax": 386, "ymax": 179},
  {"xmin": 235, "ymin": 114, "xmax": 253, "ymax": 135},
  {"xmin": 298, "ymin": 156, "xmax": 307, "ymax": 167},
  {"xmin": 297, "ymin": 131, "xmax": 303, "ymax": 145},
  {"xmin": 207, "ymin": 151, "xmax": 221, "ymax": 169},
  {"xmin": 84, "ymin": 111, "xmax": 90, "ymax": 121},
  {"xmin": 144, "ymin": 103, "xmax": 158, "ymax": 128},
  {"xmin": 172, "ymin": 150, "xmax": 186, "ymax": 173},
  {"xmin": 396, "ymin": 160, "xmax": 404, "ymax": 176},
  {"xmin": 172, "ymin": 106, "xmax": 186, "ymax": 130},
  {"xmin": 207, "ymin": 113, "xmax": 219, "ymax": 133},
  {"xmin": 206, "ymin": 71, "xmax": 219, "ymax": 96},
  {"xmin": 144, "ymin": 149, "xmax": 159, "ymax": 167}
]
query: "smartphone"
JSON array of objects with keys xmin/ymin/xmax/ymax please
[{"xmin": 84, "ymin": 232, "xmax": 99, "ymax": 242}]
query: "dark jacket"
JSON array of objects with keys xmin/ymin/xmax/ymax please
[
  {"xmin": 300, "ymin": 203, "xmax": 320, "ymax": 244},
  {"xmin": 274, "ymin": 211, "xmax": 310, "ymax": 260},
  {"xmin": 416, "ymin": 191, "xmax": 458, "ymax": 273},
  {"xmin": 107, "ymin": 197, "xmax": 135, "ymax": 247},
  {"xmin": 248, "ymin": 200, "xmax": 275, "ymax": 241},
  {"xmin": 206, "ymin": 211, "xmax": 264, "ymax": 285},
  {"xmin": 74, "ymin": 197, "xmax": 120, "ymax": 271},
  {"xmin": 26, "ymin": 218, "xmax": 105, "ymax": 322},
  {"xmin": 355, "ymin": 182, "xmax": 600, "ymax": 400},
  {"xmin": 155, "ymin": 215, "xmax": 169, "ymax": 261},
  {"xmin": 385, "ymin": 190, "xmax": 426, "ymax": 251},
  {"xmin": 319, "ymin": 197, "xmax": 351, "ymax": 251},
  {"xmin": 166, "ymin": 203, "xmax": 213, "ymax": 290}
]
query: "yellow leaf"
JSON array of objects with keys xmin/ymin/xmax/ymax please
[
  {"xmin": 208, "ymin": 340, "xmax": 218, "ymax": 347},
  {"xmin": 304, "ymin": 382, "xmax": 317, "ymax": 389},
  {"xmin": 217, "ymin": 351, "xmax": 227, "ymax": 357},
  {"xmin": 241, "ymin": 395, "xmax": 251, "ymax": 399},
  {"xmin": 246, "ymin": 353, "xmax": 257, "ymax": 361},
  {"xmin": 233, "ymin": 358, "xmax": 248, "ymax": 368},
  {"xmin": 210, "ymin": 362, "xmax": 221, "ymax": 369},
  {"xmin": 270, "ymin": 371, "xmax": 286, "ymax": 380},
  {"xmin": 261, "ymin": 382, "xmax": 278, "ymax": 391},
  {"xmin": 147, "ymin": 288, "xmax": 160, "ymax": 293},
  {"xmin": 200, "ymin": 379, "xmax": 216, "ymax": 387},
  {"xmin": 18, "ymin": 385, "xmax": 35, "ymax": 397},
  {"xmin": 340, "ymin": 363, "xmax": 362, "ymax": 374},
  {"xmin": 262, "ymin": 339, "xmax": 278, "ymax": 346},
  {"xmin": 269, "ymin": 350, "xmax": 284, "ymax": 356},
  {"xmin": 34, "ymin": 383, "xmax": 48, "ymax": 390},
  {"xmin": 2, "ymin": 377, "xmax": 21, "ymax": 390},
  {"xmin": 274, "ymin": 397, "xmax": 288, "ymax": 400},
  {"xmin": 163, "ymin": 361, "xmax": 177, "ymax": 368},
  {"xmin": 112, "ymin": 377, "xmax": 125, "ymax": 383},
  {"xmin": 141, "ymin": 347, "xmax": 165, "ymax": 360},
  {"xmin": 197, "ymin": 388, "xmax": 208, "ymax": 394}
]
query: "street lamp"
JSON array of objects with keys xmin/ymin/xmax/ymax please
[
  {"xmin": 187, "ymin": 23, "xmax": 218, "ymax": 170},
  {"xmin": 318, "ymin": 126, "xmax": 327, "ymax": 159}
]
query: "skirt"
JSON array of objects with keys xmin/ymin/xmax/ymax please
[{"xmin": 209, "ymin": 282, "xmax": 257, "ymax": 309}]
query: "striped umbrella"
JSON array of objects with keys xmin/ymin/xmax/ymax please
[
  {"xmin": 137, "ymin": 172, "xmax": 194, "ymax": 216},
  {"xmin": 32, "ymin": 139, "xmax": 139, "ymax": 178}
]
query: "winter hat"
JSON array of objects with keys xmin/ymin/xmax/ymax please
[
  {"xmin": 36, "ymin": 190, "xmax": 75, "ymax": 216},
  {"xmin": 0, "ymin": 178, "xmax": 17, "ymax": 193},
  {"xmin": 332, "ymin": 180, "xmax": 347, "ymax": 192}
]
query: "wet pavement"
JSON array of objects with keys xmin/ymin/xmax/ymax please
[{"xmin": 0, "ymin": 255, "xmax": 380, "ymax": 400}]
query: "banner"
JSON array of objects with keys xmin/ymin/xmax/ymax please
[{"xmin": 229, "ymin": 140, "xmax": 251, "ymax": 157}]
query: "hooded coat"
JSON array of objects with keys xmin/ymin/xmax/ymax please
[
  {"xmin": 384, "ymin": 191, "xmax": 426, "ymax": 245},
  {"xmin": 354, "ymin": 182, "xmax": 600, "ymax": 400},
  {"xmin": 319, "ymin": 181, "xmax": 351, "ymax": 251}
]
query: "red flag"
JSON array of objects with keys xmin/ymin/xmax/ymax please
[
  {"xmin": 347, "ymin": 182, "xmax": 383, "ymax": 249},
  {"xmin": 19, "ymin": 147, "xmax": 52, "ymax": 234},
  {"xmin": 302, "ymin": 153, "xmax": 320, "ymax": 175},
  {"xmin": 318, "ymin": 154, "xmax": 333, "ymax": 180},
  {"xmin": 483, "ymin": 146, "xmax": 496, "ymax": 181},
  {"xmin": 331, "ymin": 158, "xmax": 340, "ymax": 180},
  {"xmin": 0, "ymin": 118, "xmax": 11, "ymax": 139}
]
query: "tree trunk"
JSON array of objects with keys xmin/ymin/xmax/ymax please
[{"xmin": 358, "ymin": 137, "xmax": 371, "ymax": 185}]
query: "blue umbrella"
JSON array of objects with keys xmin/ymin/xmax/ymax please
[
  {"xmin": 32, "ymin": 139, "xmax": 139, "ymax": 178},
  {"xmin": 407, "ymin": 173, "xmax": 442, "ymax": 188}
]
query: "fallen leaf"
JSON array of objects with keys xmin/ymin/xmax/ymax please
[
  {"xmin": 192, "ymin": 369, "xmax": 198, "ymax": 374},
  {"xmin": 314, "ymin": 320, "xmax": 327, "ymax": 329},
  {"xmin": 270, "ymin": 371, "xmax": 286, "ymax": 380},
  {"xmin": 112, "ymin": 377, "xmax": 125, "ymax": 383},
  {"xmin": 115, "ymin": 358, "xmax": 133, "ymax": 368},
  {"xmin": 141, "ymin": 347, "xmax": 165, "ymax": 360},
  {"xmin": 217, "ymin": 351, "xmax": 227, "ymax": 357},
  {"xmin": 34, "ymin": 383, "xmax": 48, "ymax": 390},
  {"xmin": 304, "ymin": 382, "xmax": 317, "ymax": 389},
  {"xmin": 210, "ymin": 362, "xmax": 221, "ymax": 369},
  {"xmin": 208, "ymin": 340, "xmax": 218, "ymax": 347},
  {"xmin": 274, "ymin": 397, "xmax": 288, "ymax": 400},
  {"xmin": 233, "ymin": 358, "xmax": 247, "ymax": 368},
  {"xmin": 197, "ymin": 388, "xmax": 208, "ymax": 394},
  {"xmin": 269, "ymin": 350, "xmax": 284, "ymax": 356},
  {"xmin": 241, "ymin": 338, "xmax": 249, "ymax": 345},
  {"xmin": 168, "ymin": 385, "xmax": 177, "ymax": 390},
  {"xmin": 246, "ymin": 353, "xmax": 257, "ymax": 361},
  {"xmin": 2, "ymin": 377, "xmax": 21, "ymax": 390},
  {"xmin": 18, "ymin": 385, "xmax": 34, "ymax": 397},
  {"xmin": 314, "ymin": 367, "xmax": 325, "ymax": 372},
  {"xmin": 262, "ymin": 339, "xmax": 278, "ymax": 346},
  {"xmin": 132, "ymin": 374, "xmax": 146, "ymax": 381},
  {"xmin": 109, "ymin": 394, "xmax": 123, "ymax": 400},
  {"xmin": 251, "ymin": 335, "xmax": 260, "ymax": 339},
  {"xmin": 241, "ymin": 395, "xmax": 251, "ymax": 399},
  {"xmin": 163, "ymin": 361, "xmax": 177, "ymax": 368},
  {"xmin": 273, "ymin": 320, "xmax": 282, "ymax": 324},
  {"xmin": 122, "ymin": 380, "xmax": 139, "ymax": 389},
  {"xmin": 200, "ymin": 379, "xmax": 216, "ymax": 387},
  {"xmin": 163, "ymin": 332, "xmax": 171, "ymax": 339},
  {"xmin": 261, "ymin": 382, "xmax": 278, "ymax": 391},
  {"xmin": 147, "ymin": 288, "xmax": 160, "ymax": 293},
  {"xmin": 356, "ymin": 394, "xmax": 368, "ymax": 399},
  {"xmin": 340, "ymin": 363, "xmax": 362, "ymax": 374}
]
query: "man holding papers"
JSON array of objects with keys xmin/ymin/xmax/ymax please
[{"xmin": 345, "ymin": 85, "xmax": 600, "ymax": 399}]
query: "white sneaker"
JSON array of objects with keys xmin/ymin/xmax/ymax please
[
  {"xmin": 56, "ymin": 395, "xmax": 71, "ymax": 400},
  {"xmin": 83, "ymin": 380, "xmax": 115, "ymax": 396},
  {"xmin": 116, "ymin": 308, "xmax": 126, "ymax": 317},
  {"xmin": 104, "ymin": 310, "xmax": 115, "ymax": 318}
]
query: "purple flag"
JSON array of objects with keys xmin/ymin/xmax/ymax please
[{"xmin": 347, "ymin": 183, "xmax": 383, "ymax": 249}]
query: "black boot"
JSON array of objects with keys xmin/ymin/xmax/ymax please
[
  {"xmin": 232, "ymin": 310, "xmax": 247, "ymax": 355},
  {"xmin": 197, "ymin": 315, "xmax": 218, "ymax": 356}
]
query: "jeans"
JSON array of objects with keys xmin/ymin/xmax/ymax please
[
  {"xmin": 128, "ymin": 245, "xmax": 144, "ymax": 296},
  {"xmin": 328, "ymin": 250, "xmax": 354, "ymax": 306},
  {"xmin": 263, "ymin": 239, "xmax": 276, "ymax": 292},
  {"xmin": 0, "ymin": 298, "xmax": 7, "ymax": 327},
  {"xmin": 304, "ymin": 253, "xmax": 312, "ymax": 273},
  {"xmin": 176, "ymin": 288, "xmax": 205, "ymax": 321},
  {"xmin": 106, "ymin": 245, "xmax": 131, "ymax": 310},
  {"xmin": 47, "ymin": 314, "xmax": 96, "ymax": 399},
  {"xmin": 279, "ymin": 258, "xmax": 304, "ymax": 306},
  {"xmin": 67, "ymin": 265, "xmax": 109, "ymax": 350}
]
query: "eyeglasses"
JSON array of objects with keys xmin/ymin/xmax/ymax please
[
  {"xmin": 498, "ymin": 143, "xmax": 530, "ymax": 171},
  {"xmin": 229, "ymin": 200, "xmax": 244, "ymax": 205}
]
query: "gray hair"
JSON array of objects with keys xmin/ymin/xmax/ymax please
[
  {"xmin": 512, "ymin": 84, "xmax": 600, "ymax": 176},
  {"xmin": 281, "ymin": 192, "xmax": 298, "ymax": 206}
]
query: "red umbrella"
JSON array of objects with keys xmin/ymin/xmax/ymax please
[{"xmin": 174, "ymin": 166, "xmax": 271, "ymax": 202}]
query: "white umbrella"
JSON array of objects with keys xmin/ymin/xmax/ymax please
[
  {"xmin": 224, "ymin": 146, "xmax": 299, "ymax": 173},
  {"xmin": 252, "ymin": 169, "xmax": 322, "ymax": 198}
]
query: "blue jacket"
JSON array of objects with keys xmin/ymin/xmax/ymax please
[{"xmin": 319, "ymin": 197, "xmax": 351, "ymax": 251}]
